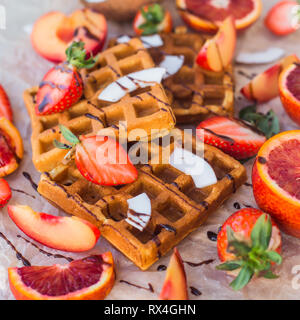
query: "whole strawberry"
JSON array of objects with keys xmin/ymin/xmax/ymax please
[
  {"xmin": 217, "ymin": 208, "xmax": 282, "ymax": 291},
  {"xmin": 35, "ymin": 41, "xmax": 96, "ymax": 116}
]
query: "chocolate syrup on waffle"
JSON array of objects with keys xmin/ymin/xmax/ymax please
[
  {"xmin": 225, "ymin": 173, "xmax": 236, "ymax": 193},
  {"xmin": 0, "ymin": 232, "xmax": 31, "ymax": 266},
  {"xmin": 207, "ymin": 231, "xmax": 218, "ymax": 242},
  {"xmin": 22, "ymin": 172, "xmax": 38, "ymax": 192},
  {"xmin": 85, "ymin": 113, "xmax": 106, "ymax": 126},
  {"xmin": 184, "ymin": 259, "xmax": 214, "ymax": 267},
  {"xmin": 17, "ymin": 235, "xmax": 73, "ymax": 262},
  {"xmin": 120, "ymin": 280, "xmax": 154, "ymax": 293},
  {"xmin": 190, "ymin": 286, "xmax": 202, "ymax": 296}
]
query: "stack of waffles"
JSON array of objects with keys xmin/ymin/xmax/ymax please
[{"xmin": 24, "ymin": 31, "xmax": 246, "ymax": 270}]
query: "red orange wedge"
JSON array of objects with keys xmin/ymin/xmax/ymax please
[
  {"xmin": 8, "ymin": 253, "xmax": 115, "ymax": 300},
  {"xmin": 253, "ymin": 131, "xmax": 300, "ymax": 238},
  {"xmin": 279, "ymin": 62, "xmax": 300, "ymax": 125}
]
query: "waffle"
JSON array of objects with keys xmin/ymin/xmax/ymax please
[
  {"xmin": 109, "ymin": 27, "xmax": 234, "ymax": 124},
  {"xmin": 38, "ymin": 129, "xmax": 247, "ymax": 270},
  {"xmin": 24, "ymin": 38, "xmax": 175, "ymax": 172}
]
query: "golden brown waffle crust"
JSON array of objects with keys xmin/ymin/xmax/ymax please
[
  {"xmin": 109, "ymin": 30, "xmax": 234, "ymax": 124},
  {"xmin": 23, "ymin": 38, "xmax": 175, "ymax": 173},
  {"xmin": 38, "ymin": 130, "xmax": 247, "ymax": 270}
]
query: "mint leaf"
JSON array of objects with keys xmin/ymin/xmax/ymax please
[
  {"xmin": 239, "ymin": 105, "xmax": 280, "ymax": 139},
  {"xmin": 230, "ymin": 266, "xmax": 254, "ymax": 291},
  {"xmin": 59, "ymin": 125, "xmax": 80, "ymax": 146}
]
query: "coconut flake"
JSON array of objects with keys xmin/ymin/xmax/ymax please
[
  {"xmin": 169, "ymin": 148, "xmax": 217, "ymax": 188},
  {"xmin": 126, "ymin": 193, "xmax": 152, "ymax": 232},
  {"xmin": 98, "ymin": 67, "xmax": 166, "ymax": 102},
  {"xmin": 116, "ymin": 34, "xmax": 163, "ymax": 48},
  {"xmin": 236, "ymin": 48, "xmax": 285, "ymax": 64},
  {"xmin": 159, "ymin": 55, "xmax": 184, "ymax": 79}
]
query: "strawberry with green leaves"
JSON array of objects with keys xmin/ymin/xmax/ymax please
[
  {"xmin": 35, "ymin": 41, "xmax": 96, "ymax": 116},
  {"xmin": 133, "ymin": 4, "xmax": 173, "ymax": 36},
  {"xmin": 54, "ymin": 125, "xmax": 138, "ymax": 186},
  {"xmin": 217, "ymin": 208, "xmax": 282, "ymax": 291}
]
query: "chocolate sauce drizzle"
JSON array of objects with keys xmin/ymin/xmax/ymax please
[
  {"xmin": 190, "ymin": 286, "xmax": 202, "ymax": 296},
  {"xmin": 225, "ymin": 173, "xmax": 236, "ymax": 193},
  {"xmin": 120, "ymin": 280, "xmax": 154, "ymax": 293},
  {"xmin": 17, "ymin": 235, "xmax": 73, "ymax": 262},
  {"xmin": 157, "ymin": 264, "xmax": 167, "ymax": 271},
  {"xmin": 85, "ymin": 113, "xmax": 105, "ymax": 126},
  {"xmin": 11, "ymin": 188, "xmax": 36, "ymax": 199},
  {"xmin": 0, "ymin": 232, "xmax": 31, "ymax": 266},
  {"xmin": 202, "ymin": 128, "xmax": 235, "ymax": 145},
  {"xmin": 22, "ymin": 172, "xmax": 38, "ymax": 192},
  {"xmin": 234, "ymin": 202, "xmax": 241, "ymax": 210},
  {"xmin": 244, "ymin": 182, "xmax": 253, "ymax": 187},
  {"xmin": 184, "ymin": 259, "xmax": 214, "ymax": 267},
  {"xmin": 207, "ymin": 231, "xmax": 218, "ymax": 242}
]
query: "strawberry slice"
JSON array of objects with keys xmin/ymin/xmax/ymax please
[
  {"xmin": 0, "ymin": 178, "xmax": 12, "ymax": 208},
  {"xmin": 54, "ymin": 125, "xmax": 138, "ymax": 186},
  {"xmin": 265, "ymin": 1, "xmax": 299, "ymax": 36},
  {"xmin": 196, "ymin": 116, "xmax": 266, "ymax": 160},
  {"xmin": 133, "ymin": 4, "xmax": 173, "ymax": 36},
  {"xmin": 0, "ymin": 85, "xmax": 13, "ymax": 121},
  {"xmin": 35, "ymin": 41, "xmax": 96, "ymax": 116}
]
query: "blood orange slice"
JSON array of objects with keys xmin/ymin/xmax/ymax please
[
  {"xmin": 279, "ymin": 63, "xmax": 300, "ymax": 125},
  {"xmin": 8, "ymin": 253, "xmax": 115, "ymax": 300},
  {"xmin": 253, "ymin": 131, "xmax": 300, "ymax": 238},
  {"xmin": 176, "ymin": 0, "xmax": 262, "ymax": 32}
]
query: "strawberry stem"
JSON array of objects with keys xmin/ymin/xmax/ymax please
[
  {"xmin": 65, "ymin": 41, "xmax": 96, "ymax": 70},
  {"xmin": 216, "ymin": 214, "xmax": 282, "ymax": 291},
  {"xmin": 139, "ymin": 4, "xmax": 165, "ymax": 35}
]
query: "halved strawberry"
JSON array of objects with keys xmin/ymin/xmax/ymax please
[
  {"xmin": 0, "ymin": 85, "xmax": 13, "ymax": 122},
  {"xmin": 133, "ymin": 4, "xmax": 173, "ymax": 35},
  {"xmin": 35, "ymin": 41, "xmax": 96, "ymax": 116},
  {"xmin": 265, "ymin": 1, "xmax": 300, "ymax": 36},
  {"xmin": 196, "ymin": 116, "xmax": 266, "ymax": 160},
  {"xmin": 0, "ymin": 178, "xmax": 12, "ymax": 208},
  {"xmin": 217, "ymin": 208, "xmax": 282, "ymax": 290},
  {"xmin": 54, "ymin": 125, "xmax": 138, "ymax": 186}
]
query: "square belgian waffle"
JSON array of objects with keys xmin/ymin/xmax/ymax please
[
  {"xmin": 37, "ymin": 129, "xmax": 247, "ymax": 270},
  {"xmin": 109, "ymin": 27, "xmax": 235, "ymax": 124},
  {"xmin": 24, "ymin": 38, "xmax": 175, "ymax": 172}
]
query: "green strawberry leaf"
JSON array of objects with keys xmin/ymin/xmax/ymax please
[
  {"xmin": 59, "ymin": 124, "xmax": 80, "ymax": 146},
  {"xmin": 216, "ymin": 260, "xmax": 244, "ymax": 271},
  {"xmin": 227, "ymin": 226, "xmax": 251, "ymax": 257},
  {"xmin": 230, "ymin": 265, "xmax": 254, "ymax": 291},
  {"xmin": 250, "ymin": 214, "xmax": 272, "ymax": 251},
  {"xmin": 239, "ymin": 105, "xmax": 280, "ymax": 139},
  {"xmin": 263, "ymin": 270, "xmax": 279, "ymax": 279},
  {"xmin": 66, "ymin": 41, "xmax": 96, "ymax": 70},
  {"xmin": 264, "ymin": 251, "xmax": 282, "ymax": 265},
  {"xmin": 53, "ymin": 140, "xmax": 72, "ymax": 150}
]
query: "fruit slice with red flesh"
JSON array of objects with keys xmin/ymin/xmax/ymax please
[
  {"xmin": 0, "ymin": 117, "xmax": 23, "ymax": 178},
  {"xmin": 265, "ymin": 1, "xmax": 299, "ymax": 36},
  {"xmin": 35, "ymin": 63, "xmax": 83, "ymax": 116},
  {"xmin": 8, "ymin": 253, "xmax": 115, "ymax": 300},
  {"xmin": 196, "ymin": 16, "xmax": 236, "ymax": 72},
  {"xmin": 75, "ymin": 135, "xmax": 138, "ymax": 186},
  {"xmin": 253, "ymin": 131, "xmax": 300, "ymax": 238},
  {"xmin": 31, "ymin": 9, "xmax": 107, "ymax": 63},
  {"xmin": 0, "ymin": 85, "xmax": 13, "ymax": 122},
  {"xmin": 7, "ymin": 205, "xmax": 100, "ymax": 252},
  {"xmin": 241, "ymin": 55, "xmax": 299, "ymax": 103},
  {"xmin": 159, "ymin": 248, "xmax": 188, "ymax": 300},
  {"xmin": 0, "ymin": 178, "xmax": 11, "ymax": 208},
  {"xmin": 196, "ymin": 116, "xmax": 266, "ymax": 160},
  {"xmin": 279, "ymin": 63, "xmax": 300, "ymax": 125},
  {"xmin": 176, "ymin": 0, "xmax": 262, "ymax": 33}
]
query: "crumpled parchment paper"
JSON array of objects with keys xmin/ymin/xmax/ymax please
[{"xmin": 0, "ymin": 0, "xmax": 300, "ymax": 300}]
